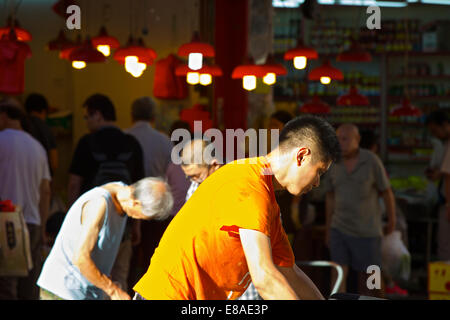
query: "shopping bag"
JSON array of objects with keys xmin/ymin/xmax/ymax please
[
  {"xmin": 0, "ymin": 205, "xmax": 33, "ymax": 277},
  {"xmin": 381, "ymin": 230, "xmax": 411, "ymax": 281}
]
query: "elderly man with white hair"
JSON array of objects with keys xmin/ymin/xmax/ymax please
[{"xmin": 37, "ymin": 177, "xmax": 173, "ymax": 300}]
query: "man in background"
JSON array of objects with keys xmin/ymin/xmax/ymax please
[
  {"xmin": 22, "ymin": 93, "xmax": 58, "ymax": 175},
  {"xmin": 0, "ymin": 98, "xmax": 51, "ymax": 300},
  {"xmin": 38, "ymin": 177, "xmax": 173, "ymax": 300},
  {"xmin": 426, "ymin": 111, "xmax": 450, "ymax": 261},
  {"xmin": 325, "ymin": 123, "xmax": 396, "ymax": 298}
]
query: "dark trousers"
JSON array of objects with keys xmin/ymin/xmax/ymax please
[{"xmin": 0, "ymin": 224, "xmax": 43, "ymax": 300}]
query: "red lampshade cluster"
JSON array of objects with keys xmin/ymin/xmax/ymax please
[
  {"xmin": 389, "ymin": 98, "xmax": 422, "ymax": 117},
  {"xmin": 337, "ymin": 85, "xmax": 370, "ymax": 106},
  {"xmin": 0, "ymin": 18, "xmax": 32, "ymax": 42},
  {"xmin": 175, "ymin": 31, "xmax": 222, "ymax": 86}
]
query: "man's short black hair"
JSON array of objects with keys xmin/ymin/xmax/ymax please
[
  {"xmin": 279, "ymin": 115, "xmax": 341, "ymax": 164},
  {"xmin": 425, "ymin": 110, "xmax": 449, "ymax": 126},
  {"xmin": 25, "ymin": 93, "xmax": 49, "ymax": 114},
  {"xmin": 83, "ymin": 93, "xmax": 116, "ymax": 121},
  {"xmin": 271, "ymin": 110, "xmax": 293, "ymax": 125},
  {"xmin": 0, "ymin": 99, "xmax": 24, "ymax": 120}
]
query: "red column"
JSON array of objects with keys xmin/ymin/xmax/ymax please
[{"xmin": 214, "ymin": 0, "xmax": 248, "ymax": 131}]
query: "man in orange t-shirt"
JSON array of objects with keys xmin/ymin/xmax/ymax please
[{"xmin": 133, "ymin": 115, "xmax": 341, "ymax": 300}]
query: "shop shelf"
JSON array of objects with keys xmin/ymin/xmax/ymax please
[{"xmin": 388, "ymin": 75, "xmax": 450, "ymax": 81}]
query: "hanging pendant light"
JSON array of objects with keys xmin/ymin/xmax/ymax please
[
  {"xmin": 59, "ymin": 34, "xmax": 82, "ymax": 60},
  {"xmin": 231, "ymin": 57, "xmax": 265, "ymax": 91},
  {"xmin": 113, "ymin": 36, "xmax": 156, "ymax": 77},
  {"xmin": 284, "ymin": 38, "xmax": 318, "ymax": 70},
  {"xmin": 177, "ymin": 31, "xmax": 215, "ymax": 71},
  {"xmin": 175, "ymin": 64, "xmax": 222, "ymax": 86},
  {"xmin": 389, "ymin": 97, "xmax": 422, "ymax": 117},
  {"xmin": 299, "ymin": 95, "xmax": 331, "ymax": 114},
  {"xmin": 260, "ymin": 54, "xmax": 287, "ymax": 86},
  {"xmin": 91, "ymin": 26, "xmax": 120, "ymax": 57},
  {"xmin": 47, "ymin": 29, "xmax": 73, "ymax": 51},
  {"xmin": 0, "ymin": 17, "xmax": 32, "ymax": 42},
  {"xmin": 308, "ymin": 60, "xmax": 344, "ymax": 85},
  {"xmin": 337, "ymin": 85, "xmax": 370, "ymax": 106},
  {"xmin": 68, "ymin": 37, "xmax": 106, "ymax": 69}
]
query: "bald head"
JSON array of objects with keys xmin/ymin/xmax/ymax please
[
  {"xmin": 180, "ymin": 138, "xmax": 215, "ymax": 166},
  {"xmin": 336, "ymin": 123, "xmax": 360, "ymax": 158}
]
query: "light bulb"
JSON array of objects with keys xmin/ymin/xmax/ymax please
[
  {"xmin": 320, "ymin": 76, "xmax": 331, "ymax": 85},
  {"xmin": 72, "ymin": 61, "xmax": 86, "ymax": 69},
  {"xmin": 188, "ymin": 52, "xmax": 203, "ymax": 70},
  {"xmin": 199, "ymin": 73, "xmax": 212, "ymax": 86},
  {"xmin": 128, "ymin": 63, "xmax": 147, "ymax": 78},
  {"xmin": 186, "ymin": 72, "xmax": 200, "ymax": 85},
  {"xmin": 293, "ymin": 56, "xmax": 307, "ymax": 69},
  {"xmin": 242, "ymin": 75, "xmax": 256, "ymax": 91},
  {"xmin": 125, "ymin": 56, "xmax": 139, "ymax": 73},
  {"xmin": 263, "ymin": 73, "xmax": 276, "ymax": 85},
  {"xmin": 97, "ymin": 45, "xmax": 111, "ymax": 57}
]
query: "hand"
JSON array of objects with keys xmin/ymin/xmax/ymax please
[{"xmin": 108, "ymin": 284, "xmax": 131, "ymax": 300}]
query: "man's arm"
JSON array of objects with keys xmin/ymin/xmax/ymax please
[
  {"xmin": 325, "ymin": 191, "xmax": 335, "ymax": 247},
  {"xmin": 381, "ymin": 187, "xmax": 396, "ymax": 235},
  {"xmin": 72, "ymin": 198, "xmax": 130, "ymax": 300},
  {"xmin": 68, "ymin": 174, "xmax": 83, "ymax": 207},
  {"xmin": 239, "ymin": 228, "xmax": 323, "ymax": 300},
  {"xmin": 39, "ymin": 178, "xmax": 51, "ymax": 243},
  {"xmin": 277, "ymin": 264, "xmax": 325, "ymax": 300}
]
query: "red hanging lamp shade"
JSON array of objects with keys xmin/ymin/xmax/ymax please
[
  {"xmin": 91, "ymin": 26, "xmax": 120, "ymax": 50},
  {"xmin": 180, "ymin": 103, "xmax": 213, "ymax": 133},
  {"xmin": 284, "ymin": 38, "xmax": 318, "ymax": 61},
  {"xmin": 68, "ymin": 37, "xmax": 106, "ymax": 63},
  {"xmin": 113, "ymin": 36, "xmax": 156, "ymax": 65},
  {"xmin": 389, "ymin": 98, "xmax": 422, "ymax": 117},
  {"xmin": 47, "ymin": 29, "xmax": 73, "ymax": 51},
  {"xmin": 59, "ymin": 34, "xmax": 82, "ymax": 60},
  {"xmin": 336, "ymin": 40, "xmax": 372, "ymax": 62},
  {"xmin": 231, "ymin": 57, "xmax": 265, "ymax": 79},
  {"xmin": 260, "ymin": 54, "xmax": 287, "ymax": 75},
  {"xmin": 177, "ymin": 31, "xmax": 215, "ymax": 57},
  {"xmin": 299, "ymin": 95, "xmax": 331, "ymax": 114},
  {"xmin": 337, "ymin": 85, "xmax": 370, "ymax": 106},
  {"xmin": 308, "ymin": 60, "xmax": 344, "ymax": 81},
  {"xmin": 0, "ymin": 18, "xmax": 32, "ymax": 42}
]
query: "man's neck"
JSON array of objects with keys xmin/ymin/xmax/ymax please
[
  {"xmin": 265, "ymin": 151, "xmax": 285, "ymax": 191},
  {"xmin": 343, "ymin": 148, "xmax": 360, "ymax": 161},
  {"xmin": 5, "ymin": 120, "xmax": 22, "ymax": 131}
]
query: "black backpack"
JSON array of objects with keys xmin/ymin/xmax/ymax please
[{"xmin": 88, "ymin": 136, "xmax": 133, "ymax": 187}]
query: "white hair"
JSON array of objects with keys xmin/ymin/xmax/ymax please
[{"xmin": 131, "ymin": 177, "xmax": 173, "ymax": 220}]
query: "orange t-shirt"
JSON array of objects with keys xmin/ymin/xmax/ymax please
[{"xmin": 133, "ymin": 157, "xmax": 295, "ymax": 300}]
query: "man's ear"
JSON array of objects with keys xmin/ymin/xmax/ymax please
[{"xmin": 296, "ymin": 147, "xmax": 311, "ymax": 166}]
